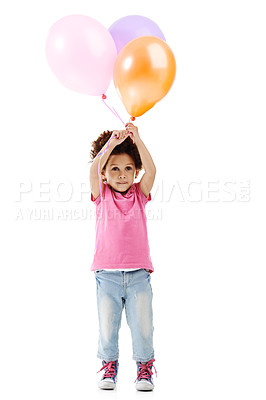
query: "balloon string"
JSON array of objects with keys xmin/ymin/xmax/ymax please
[
  {"xmin": 94, "ymin": 134, "xmax": 116, "ymax": 253},
  {"xmin": 95, "ymin": 128, "xmax": 134, "ymax": 217},
  {"xmin": 102, "ymin": 94, "xmax": 126, "ymax": 125},
  {"xmin": 93, "ymin": 95, "xmax": 135, "ymax": 253},
  {"xmin": 97, "ymin": 136, "xmax": 114, "ymax": 212},
  {"xmin": 101, "ymin": 94, "xmax": 135, "ymax": 143}
]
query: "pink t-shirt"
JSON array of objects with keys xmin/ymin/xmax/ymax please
[{"xmin": 90, "ymin": 182, "xmax": 153, "ymax": 273}]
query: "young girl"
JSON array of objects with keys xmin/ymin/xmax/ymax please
[{"xmin": 90, "ymin": 123, "xmax": 157, "ymax": 391}]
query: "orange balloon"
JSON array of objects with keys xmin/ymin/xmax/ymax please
[{"xmin": 113, "ymin": 36, "xmax": 176, "ymax": 117}]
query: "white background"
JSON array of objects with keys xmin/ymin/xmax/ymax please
[{"xmin": 1, "ymin": 0, "xmax": 266, "ymax": 399}]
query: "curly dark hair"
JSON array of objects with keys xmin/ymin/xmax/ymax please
[{"xmin": 90, "ymin": 130, "xmax": 142, "ymax": 170}]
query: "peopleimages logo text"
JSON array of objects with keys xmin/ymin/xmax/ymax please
[
  {"xmin": 14, "ymin": 179, "xmax": 250, "ymax": 221},
  {"xmin": 15, "ymin": 179, "xmax": 250, "ymax": 203}
]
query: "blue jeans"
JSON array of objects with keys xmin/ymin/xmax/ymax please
[{"xmin": 94, "ymin": 269, "xmax": 154, "ymax": 363}]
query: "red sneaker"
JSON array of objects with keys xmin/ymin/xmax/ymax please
[
  {"xmin": 97, "ymin": 360, "xmax": 119, "ymax": 390},
  {"xmin": 135, "ymin": 358, "xmax": 157, "ymax": 391}
]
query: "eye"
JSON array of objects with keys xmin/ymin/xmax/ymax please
[
  {"xmin": 112, "ymin": 167, "xmax": 119, "ymax": 171},
  {"xmin": 126, "ymin": 166, "xmax": 132, "ymax": 171}
]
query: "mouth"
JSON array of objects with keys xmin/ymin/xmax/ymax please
[{"xmin": 117, "ymin": 182, "xmax": 128, "ymax": 185}]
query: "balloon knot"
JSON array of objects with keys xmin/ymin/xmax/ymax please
[
  {"xmin": 130, "ymin": 116, "xmax": 135, "ymax": 121},
  {"xmin": 102, "ymin": 94, "xmax": 107, "ymax": 100}
]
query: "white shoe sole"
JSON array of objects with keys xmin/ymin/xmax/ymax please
[
  {"xmin": 136, "ymin": 380, "xmax": 154, "ymax": 391},
  {"xmin": 98, "ymin": 378, "xmax": 116, "ymax": 390}
]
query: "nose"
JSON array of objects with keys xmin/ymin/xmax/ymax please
[{"xmin": 119, "ymin": 172, "xmax": 126, "ymax": 179}]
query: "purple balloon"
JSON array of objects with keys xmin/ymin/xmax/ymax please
[{"xmin": 108, "ymin": 15, "xmax": 166, "ymax": 54}]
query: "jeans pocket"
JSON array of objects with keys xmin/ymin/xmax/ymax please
[{"xmin": 144, "ymin": 269, "xmax": 151, "ymax": 274}]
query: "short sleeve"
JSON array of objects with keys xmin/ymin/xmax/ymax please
[
  {"xmin": 91, "ymin": 192, "xmax": 101, "ymax": 205},
  {"xmin": 90, "ymin": 182, "xmax": 107, "ymax": 205},
  {"xmin": 136, "ymin": 182, "xmax": 151, "ymax": 205}
]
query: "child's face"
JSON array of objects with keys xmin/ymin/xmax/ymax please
[{"xmin": 103, "ymin": 153, "xmax": 139, "ymax": 193}]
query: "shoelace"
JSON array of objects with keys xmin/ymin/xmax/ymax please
[
  {"xmin": 135, "ymin": 358, "xmax": 157, "ymax": 383},
  {"xmin": 97, "ymin": 361, "xmax": 117, "ymax": 380}
]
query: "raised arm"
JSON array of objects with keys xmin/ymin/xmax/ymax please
[
  {"xmin": 90, "ymin": 130, "xmax": 131, "ymax": 200},
  {"xmin": 125, "ymin": 123, "xmax": 156, "ymax": 198}
]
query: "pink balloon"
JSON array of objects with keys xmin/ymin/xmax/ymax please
[{"xmin": 45, "ymin": 15, "xmax": 117, "ymax": 95}]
